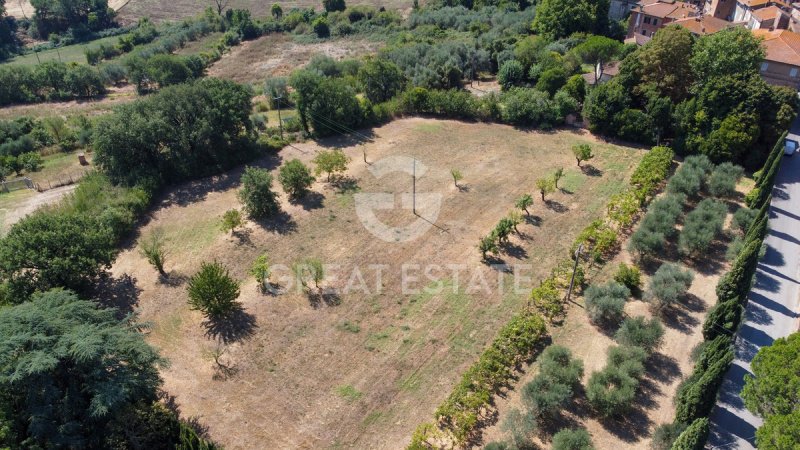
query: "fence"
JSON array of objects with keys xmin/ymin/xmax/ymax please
[
  {"xmin": 1, "ymin": 178, "xmax": 34, "ymax": 193},
  {"xmin": 33, "ymin": 169, "xmax": 93, "ymax": 192}
]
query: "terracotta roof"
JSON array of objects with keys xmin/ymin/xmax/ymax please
[
  {"xmin": 625, "ymin": 33, "xmax": 653, "ymax": 45},
  {"xmin": 751, "ymin": 5, "xmax": 786, "ymax": 20},
  {"xmin": 754, "ymin": 28, "xmax": 800, "ymax": 66},
  {"xmin": 672, "ymin": 15, "xmax": 739, "ymax": 33},
  {"xmin": 739, "ymin": 0, "xmax": 791, "ymax": 7},
  {"xmin": 638, "ymin": 1, "xmax": 698, "ymax": 19}
]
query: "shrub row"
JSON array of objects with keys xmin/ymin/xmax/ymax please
[
  {"xmin": 530, "ymin": 259, "xmax": 585, "ymax": 320},
  {"xmin": 658, "ymin": 133, "xmax": 785, "ymax": 449},
  {"xmin": 409, "ymin": 312, "xmax": 547, "ymax": 447}
]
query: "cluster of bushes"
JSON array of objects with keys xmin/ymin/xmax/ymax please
[
  {"xmin": 409, "ymin": 312, "xmax": 546, "ymax": 447},
  {"xmin": 27, "ymin": 0, "xmax": 117, "ymax": 40},
  {"xmin": 0, "ymin": 151, "xmax": 43, "ymax": 179},
  {"xmin": 93, "ymin": 78, "xmax": 256, "ymax": 186},
  {"xmin": 656, "ymin": 134, "xmax": 785, "ymax": 450},
  {"xmin": 678, "ymin": 198, "xmax": 727, "ymax": 257},
  {"xmin": 84, "ymin": 18, "xmax": 159, "ymax": 64},
  {"xmin": 491, "ymin": 346, "xmax": 587, "ymax": 448},
  {"xmin": 584, "ymin": 25, "xmax": 797, "ymax": 169},
  {"xmin": 0, "ymin": 61, "xmax": 105, "ymax": 106}
]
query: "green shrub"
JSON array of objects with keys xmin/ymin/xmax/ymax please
[
  {"xmin": 630, "ymin": 146, "xmax": 674, "ymax": 197},
  {"xmin": 646, "ymin": 263, "xmax": 694, "ymax": 311},
  {"xmin": 678, "ymin": 198, "xmax": 727, "ymax": 256},
  {"xmin": 551, "ymin": 428, "xmax": 594, "ymax": 450},
  {"xmin": 667, "ymin": 164, "xmax": 705, "ymax": 197},
  {"xmin": 607, "ymin": 190, "xmax": 641, "ymax": 229},
  {"xmin": 671, "ymin": 418, "xmax": 709, "ymax": 450},
  {"xmin": 239, "ymin": 166, "xmax": 280, "ymax": 219},
  {"xmin": 607, "ymin": 345, "xmax": 648, "ymax": 379},
  {"xmin": 521, "ymin": 373, "xmax": 572, "ymax": 419},
  {"xmin": 708, "ymin": 162, "xmax": 744, "ymax": 198},
  {"xmin": 725, "ymin": 236, "xmax": 744, "ymax": 261},
  {"xmin": 530, "ymin": 277, "xmax": 563, "ymax": 320},
  {"xmin": 539, "ymin": 345, "xmax": 584, "ymax": 387},
  {"xmin": 278, "ymin": 159, "xmax": 315, "ymax": 200},
  {"xmin": 572, "ymin": 219, "xmax": 618, "ymax": 263},
  {"xmin": 584, "ymin": 281, "xmax": 629, "ymax": 325},
  {"xmin": 613, "ymin": 263, "xmax": 642, "ymax": 295},
  {"xmin": 498, "ymin": 59, "xmax": 525, "ymax": 91},
  {"xmin": 187, "ymin": 261, "xmax": 241, "ymax": 318},
  {"xmin": 615, "ymin": 316, "xmax": 664, "ymax": 353},
  {"xmin": 651, "ymin": 422, "xmax": 687, "ymax": 450},
  {"xmin": 586, "ymin": 366, "xmax": 638, "ymax": 417},
  {"xmin": 732, "ymin": 207, "xmax": 757, "ymax": 235}
]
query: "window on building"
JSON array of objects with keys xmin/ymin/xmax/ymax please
[
  {"xmin": 653, "ymin": 18, "xmax": 659, "ymax": 25},
  {"xmin": 791, "ymin": 67, "xmax": 799, "ymax": 77},
  {"xmin": 644, "ymin": 16, "xmax": 651, "ymax": 24},
  {"xmin": 761, "ymin": 62, "xmax": 770, "ymax": 72}
]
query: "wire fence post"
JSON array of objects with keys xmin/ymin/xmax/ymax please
[{"xmin": 566, "ymin": 244, "xmax": 583, "ymax": 304}]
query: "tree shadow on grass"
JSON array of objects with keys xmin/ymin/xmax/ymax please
[
  {"xmin": 297, "ymin": 191, "xmax": 325, "ymax": 211},
  {"xmin": 307, "ymin": 289, "xmax": 342, "ymax": 308},
  {"xmin": 332, "ymin": 176, "xmax": 360, "ymax": 194},
  {"xmin": 580, "ymin": 164, "xmax": 603, "ymax": 177},
  {"xmin": 159, "ymin": 271, "xmax": 189, "ymax": 287},
  {"xmin": 231, "ymin": 227, "xmax": 255, "ymax": 247},
  {"xmin": 256, "ymin": 210, "xmax": 298, "ymax": 235},
  {"xmin": 202, "ymin": 308, "xmax": 257, "ymax": 344},
  {"xmin": 545, "ymin": 200, "xmax": 568, "ymax": 213},
  {"xmin": 502, "ymin": 242, "xmax": 528, "ymax": 259},
  {"xmin": 525, "ymin": 214, "xmax": 542, "ymax": 226},
  {"xmin": 646, "ymin": 352, "xmax": 682, "ymax": 384},
  {"xmin": 94, "ymin": 273, "xmax": 142, "ymax": 318},
  {"xmin": 660, "ymin": 298, "xmax": 701, "ymax": 334}
]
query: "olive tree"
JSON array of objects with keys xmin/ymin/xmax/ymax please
[
  {"xmin": 187, "ymin": 261, "xmax": 241, "ymax": 318},
  {"xmin": 708, "ymin": 162, "xmax": 744, "ymax": 198},
  {"xmin": 586, "ymin": 366, "xmax": 637, "ymax": 417},
  {"xmin": 293, "ymin": 257, "xmax": 324, "ymax": 291},
  {"xmin": 552, "ymin": 428, "xmax": 594, "ymax": 450},
  {"xmin": 646, "ymin": 263, "xmax": 694, "ymax": 311},
  {"xmin": 584, "ymin": 281, "xmax": 630, "ymax": 325},
  {"xmin": 615, "ymin": 316, "xmax": 664, "ymax": 353}
]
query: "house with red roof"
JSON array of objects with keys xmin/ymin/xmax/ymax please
[
  {"xmin": 753, "ymin": 28, "xmax": 800, "ymax": 88},
  {"xmin": 626, "ymin": 0, "xmax": 701, "ymax": 40}
]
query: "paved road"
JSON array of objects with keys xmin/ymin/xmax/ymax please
[{"xmin": 708, "ymin": 154, "xmax": 800, "ymax": 449}]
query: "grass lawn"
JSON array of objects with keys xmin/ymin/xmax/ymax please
[{"xmin": 3, "ymin": 34, "xmax": 125, "ymax": 66}]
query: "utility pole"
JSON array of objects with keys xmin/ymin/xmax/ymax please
[
  {"xmin": 274, "ymin": 96, "xmax": 283, "ymax": 139},
  {"xmin": 412, "ymin": 158, "xmax": 416, "ymax": 216},
  {"xmin": 566, "ymin": 244, "xmax": 583, "ymax": 304}
]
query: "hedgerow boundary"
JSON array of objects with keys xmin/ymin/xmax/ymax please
[{"xmin": 407, "ymin": 146, "xmax": 675, "ymax": 449}]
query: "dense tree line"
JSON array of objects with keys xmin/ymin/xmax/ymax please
[
  {"xmin": 93, "ymin": 78, "xmax": 256, "ymax": 186},
  {"xmin": 584, "ymin": 25, "xmax": 797, "ymax": 169},
  {"xmin": 0, "ymin": 61, "xmax": 105, "ymax": 105},
  {"xmin": 28, "ymin": 0, "xmax": 116, "ymax": 38}
]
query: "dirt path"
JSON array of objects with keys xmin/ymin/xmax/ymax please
[{"xmin": 0, "ymin": 184, "xmax": 76, "ymax": 234}]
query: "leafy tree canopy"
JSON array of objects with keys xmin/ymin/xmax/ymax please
[{"xmin": 0, "ymin": 289, "xmax": 164, "ymax": 447}]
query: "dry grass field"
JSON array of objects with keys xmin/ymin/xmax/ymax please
[
  {"xmin": 207, "ymin": 34, "xmax": 383, "ymax": 84},
  {"xmin": 115, "ymin": 0, "xmax": 415, "ymax": 23},
  {"xmin": 482, "ymin": 178, "xmax": 752, "ymax": 449},
  {"xmin": 105, "ymin": 118, "xmax": 643, "ymax": 449}
]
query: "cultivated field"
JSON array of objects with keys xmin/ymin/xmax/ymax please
[
  {"xmin": 106, "ymin": 118, "xmax": 643, "ymax": 449},
  {"xmin": 482, "ymin": 176, "xmax": 751, "ymax": 449},
  {"xmin": 207, "ymin": 34, "xmax": 383, "ymax": 84},
  {"xmin": 115, "ymin": 0, "xmax": 415, "ymax": 23}
]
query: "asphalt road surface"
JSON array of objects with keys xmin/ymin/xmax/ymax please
[{"xmin": 708, "ymin": 154, "xmax": 800, "ymax": 449}]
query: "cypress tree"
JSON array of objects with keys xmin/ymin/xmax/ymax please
[
  {"xmin": 672, "ymin": 418, "xmax": 710, "ymax": 450},
  {"xmin": 702, "ymin": 299, "xmax": 743, "ymax": 340},
  {"xmin": 755, "ymin": 131, "xmax": 787, "ymax": 188}
]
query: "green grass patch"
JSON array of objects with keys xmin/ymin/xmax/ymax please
[
  {"xmin": 4, "ymin": 34, "xmax": 125, "ymax": 66},
  {"xmin": 559, "ymin": 169, "xmax": 586, "ymax": 194},
  {"xmin": 337, "ymin": 320, "xmax": 361, "ymax": 333},
  {"xmin": 336, "ymin": 385, "xmax": 363, "ymax": 402},
  {"xmin": 364, "ymin": 327, "xmax": 393, "ymax": 351},
  {"xmin": 414, "ymin": 122, "xmax": 444, "ymax": 133}
]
